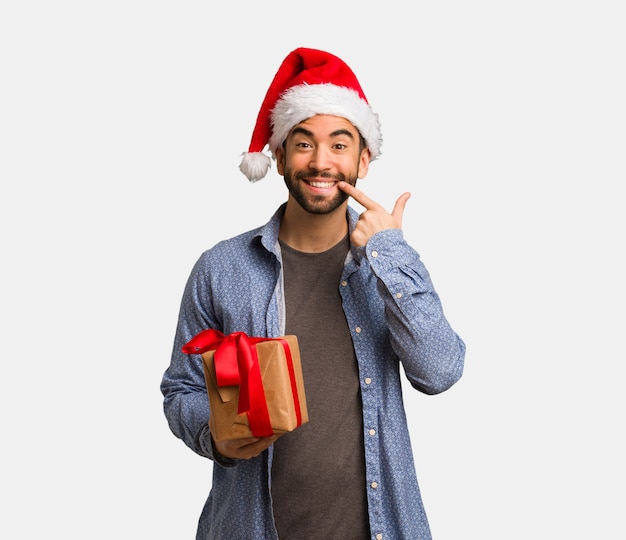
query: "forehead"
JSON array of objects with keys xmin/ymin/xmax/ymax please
[{"xmin": 290, "ymin": 114, "xmax": 360, "ymax": 138}]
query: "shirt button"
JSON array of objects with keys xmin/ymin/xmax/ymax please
[
  {"xmin": 364, "ymin": 377, "xmax": 372, "ymax": 385},
  {"xmin": 341, "ymin": 280, "xmax": 347, "ymax": 287},
  {"xmin": 371, "ymin": 250, "xmax": 378, "ymax": 257},
  {"xmin": 395, "ymin": 292, "xmax": 402, "ymax": 299},
  {"xmin": 369, "ymin": 429, "xmax": 376, "ymax": 436},
  {"xmin": 355, "ymin": 326, "xmax": 361, "ymax": 333},
  {"xmin": 370, "ymin": 481, "xmax": 378, "ymax": 489},
  {"xmin": 376, "ymin": 535, "xmax": 383, "ymax": 540}
]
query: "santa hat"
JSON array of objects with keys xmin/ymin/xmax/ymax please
[{"xmin": 239, "ymin": 47, "xmax": 382, "ymax": 182}]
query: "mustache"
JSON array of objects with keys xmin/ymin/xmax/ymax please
[{"xmin": 295, "ymin": 171, "xmax": 346, "ymax": 182}]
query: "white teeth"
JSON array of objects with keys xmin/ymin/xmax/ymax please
[{"xmin": 309, "ymin": 181, "xmax": 335, "ymax": 188}]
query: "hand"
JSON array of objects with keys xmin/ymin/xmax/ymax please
[
  {"xmin": 214, "ymin": 434, "xmax": 282, "ymax": 460},
  {"xmin": 338, "ymin": 181, "xmax": 411, "ymax": 247}
]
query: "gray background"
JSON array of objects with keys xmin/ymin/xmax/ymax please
[{"xmin": 2, "ymin": 1, "xmax": 623, "ymax": 538}]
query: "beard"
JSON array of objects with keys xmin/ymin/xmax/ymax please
[{"xmin": 282, "ymin": 168, "xmax": 358, "ymax": 215}]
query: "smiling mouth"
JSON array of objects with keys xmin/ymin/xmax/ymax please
[{"xmin": 306, "ymin": 180, "xmax": 337, "ymax": 188}]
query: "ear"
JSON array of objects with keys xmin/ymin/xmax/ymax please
[
  {"xmin": 275, "ymin": 146, "xmax": 285, "ymax": 175},
  {"xmin": 357, "ymin": 148, "xmax": 371, "ymax": 179}
]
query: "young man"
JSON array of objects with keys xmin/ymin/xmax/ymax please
[{"xmin": 161, "ymin": 47, "xmax": 466, "ymax": 540}]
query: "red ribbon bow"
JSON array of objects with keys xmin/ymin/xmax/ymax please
[{"xmin": 182, "ymin": 329, "xmax": 303, "ymax": 438}]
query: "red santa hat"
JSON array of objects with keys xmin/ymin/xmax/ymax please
[{"xmin": 239, "ymin": 47, "xmax": 382, "ymax": 182}]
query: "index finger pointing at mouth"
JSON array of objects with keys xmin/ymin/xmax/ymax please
[{"xmin": 337, "ymin": 181, "xmax": 379, "ymax": 210}]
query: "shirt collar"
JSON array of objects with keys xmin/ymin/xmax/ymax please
[{"xmin": 254, "ymin": 203, "xmax": 364, "ymax": 263}]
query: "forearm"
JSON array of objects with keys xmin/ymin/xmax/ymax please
[
  {"xmin": 161, "ymin": 342, "xmax": 213, "ymax": 457},
  {"xmin": 367, "ymin": 229, "xmax": 466, "ymax": 393}
]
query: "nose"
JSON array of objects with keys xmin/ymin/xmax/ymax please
[{"xmin": 308, "ymin": 146, "xmax": 332, "ymax": 171}]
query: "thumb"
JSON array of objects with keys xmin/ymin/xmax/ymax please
[{"xmin": 391, "ymin": 192, "xmax": 411, "ymax": 225}]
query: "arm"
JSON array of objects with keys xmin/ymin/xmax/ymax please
[
  {"xmin": 160, "ymin": 253, "xmax": 219, "ymax": 459},
  {"xmin": 366, "ymin": 228, "xmax": 465, "ymax": 394},
  {"xmin": 339, "ymin": 181, "xmax": 465, "ymax": 394},
  {"xmin": 160, "ymin": 252, "xmax": 281, "ymax": 463}
]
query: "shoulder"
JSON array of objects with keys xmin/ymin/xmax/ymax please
[
  {"xmin": 197, "ymin": 226, "xmax": 264, "ymax": 267},
  {"xmin": 192, "ymin": 205, "xmax": 284, "ymax": 274}
]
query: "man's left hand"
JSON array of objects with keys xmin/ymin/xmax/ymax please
[{"xmin": 338, "ymin": 181, "xmax": 410, "ymax": 247}]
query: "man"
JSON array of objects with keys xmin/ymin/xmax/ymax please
[{"xmin": 161, "ymin": 47, "xmax": 465, "ymax": 539}]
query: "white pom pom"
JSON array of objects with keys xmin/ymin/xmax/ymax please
[{"xmin": 239, "ymin": 152, "xmax": 272, "ymax": 182}]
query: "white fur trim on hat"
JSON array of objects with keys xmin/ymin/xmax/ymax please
[{"xmin": 268, "ymin": 83, "xmax": 382, "ymax": 160}]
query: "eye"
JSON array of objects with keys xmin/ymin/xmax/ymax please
[{"xmin": 333, "ymin": 143, "xmax": 347, "ymax": 150}]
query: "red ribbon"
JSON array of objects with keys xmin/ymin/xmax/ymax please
[{"xmin": 182, "ymin": 329, "xmax": 303, "ymax": 437}]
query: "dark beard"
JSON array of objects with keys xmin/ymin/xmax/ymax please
[{"xmin": 283, "ymin": 169, "xmax": 357, "ymax": 215}]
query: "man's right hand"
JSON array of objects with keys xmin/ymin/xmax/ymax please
[{"xmin": 214, "ymin": 434, "xmax": 282, "ymax": 460}]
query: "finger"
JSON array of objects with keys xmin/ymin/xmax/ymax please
[
  {"xmin": 215, "ymin": 437, "xmax": 254, "ymax": 458},
  {"xmin": 243, "ymin": 435, "xmax": 281, "ymax": 457},
  {"xmin": 391, "ymin": 192, "xmax": 411, "ymax": 224},
  {"xmin": 232, "ymin": 437, "xmax": 261, "ymax": 448},
  {"xmin": 216, "ymin": 435, "xmax": 279, "ymax": 459},
  {"xmin": 337, "ymin": 181, "xmax": 381, "ymax": 211}
]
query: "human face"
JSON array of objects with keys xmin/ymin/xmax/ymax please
[{"xmin": 276, "ymin": 115, "xmax": 370, "ymax": 215}]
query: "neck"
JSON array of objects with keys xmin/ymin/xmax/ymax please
[{"xmin": 279, "ymin": 199, "xmax": 349, "ymax": 253}]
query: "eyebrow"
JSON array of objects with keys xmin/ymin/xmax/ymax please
[{"xmin": 290, "ymin": 127, "xmax": 355, "ymax": 140}]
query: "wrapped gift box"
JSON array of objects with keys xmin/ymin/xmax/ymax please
[{"xmin": 183, "ymin": 331, "xmax": 308, "ymax": 442}]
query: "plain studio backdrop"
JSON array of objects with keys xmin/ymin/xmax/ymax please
[{"xmin": 1, "ymin": 2, "xmax": 623, "ymax": 538}]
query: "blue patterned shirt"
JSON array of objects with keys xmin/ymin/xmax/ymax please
[{"xmin": 161, "ymin": 204, "xmax": 465, "ymax": 540}]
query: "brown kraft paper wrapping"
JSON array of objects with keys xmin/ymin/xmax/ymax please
[{"xmin": 201, "ymin": 335, "xmax": 308, "ymax": 442}]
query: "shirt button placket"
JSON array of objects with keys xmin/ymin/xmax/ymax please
[{"xmin": 358, "ymin": 329, "xmax": 381, "ymax": 539}]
